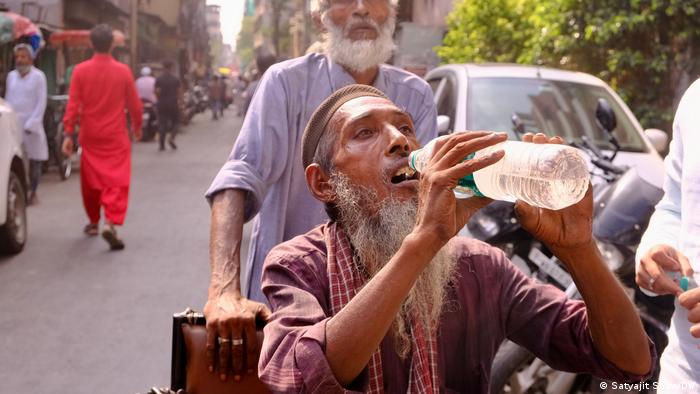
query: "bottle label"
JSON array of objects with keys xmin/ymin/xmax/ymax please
[
  {"xmin": 455, "ymin": 153, "xmax": 484, "ymax": 198},
  {"xmin": 409, "ymin": 148, "xmax": 484, "ymax": 198}
]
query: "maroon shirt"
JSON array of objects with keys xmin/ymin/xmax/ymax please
[{"xmin": 259, "ymin": 224, "xmax": 654, "ymax": 393}]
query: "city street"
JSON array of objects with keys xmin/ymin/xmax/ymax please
[{"xmin": 0, "ymin": 110, "xmax": 246, "ymax": 393}]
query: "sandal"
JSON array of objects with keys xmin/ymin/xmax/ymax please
[
  {"xmin": 101, "ymin": 224, "xmax": 125, "ymax": 251},
  {"xmin": 84, "ymin": 223, "xmax": 99, "ymax": 237}
]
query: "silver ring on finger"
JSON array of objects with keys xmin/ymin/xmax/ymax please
[
  {"xmin": 648, "ymin": 276, "xmax": 657, "ymax": 290},
  {"xmin": 218, "ymin": 337, "xmax": 231, "ymax": 345},
  {"xmin": 232, "ymin": 338, "xmax": 244, "ymax": 346}
]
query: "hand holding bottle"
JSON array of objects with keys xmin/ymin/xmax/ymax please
[
  {"xmin": 637, "ymin": 244, "xmax": 694, "ymax": 296},
  {"xmin": 513, "ymin": 133, "xmax": 594, "ymax": 252},
  {"xmin": 413, "ymin": 131, "xmax": 506, "ymax": 246}
]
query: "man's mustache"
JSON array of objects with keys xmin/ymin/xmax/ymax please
[{"xmin": 343, "ymin": 15, "xmax": 381, "ymax": 35}]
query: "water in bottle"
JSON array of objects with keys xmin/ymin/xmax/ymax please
[{"xmin": 408, "ymin": 139, "xmax": 590, "ymax": 210}]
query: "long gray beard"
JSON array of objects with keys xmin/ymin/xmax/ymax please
[
  {"xmin": 330, "ymin": 171, "xmax": 457, "ymax": 358},
  {"xmin": 322, "ymin": 12, "xmax": 396, "ymax": 73}
]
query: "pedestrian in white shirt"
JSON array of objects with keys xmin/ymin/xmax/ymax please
[
  {"xmin": 135, "ymin": 66, "xmax": 157, "ymax": 104},
  {"xmin": 5, "ymin": 43, "xmax": 48, "ymax": 205},
  {"xmin": 636, "ymin": 79, "xmax": 700, "ymax": 393}
]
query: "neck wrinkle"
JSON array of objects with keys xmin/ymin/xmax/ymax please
[{"xmin": 347, "ymin": 65, "xmax": 379, "ymax": 86}]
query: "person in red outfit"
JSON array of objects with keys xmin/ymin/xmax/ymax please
[{"xmin": 62, "ymin": 24, "xmax": 143, "ymax": 250}]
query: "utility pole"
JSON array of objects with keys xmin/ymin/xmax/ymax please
[{"xmin": 130, "ymin": 0, "xmax": 139, "ymax": 73}]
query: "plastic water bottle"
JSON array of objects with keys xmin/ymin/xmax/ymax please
[{"xmin": 408, "ymin": 139, "xmax": 590, "ymax": 210}]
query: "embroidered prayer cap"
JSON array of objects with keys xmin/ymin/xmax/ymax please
[{"xmin": 301, "ymin": 84, "xmax": 389, "ymax": 168}]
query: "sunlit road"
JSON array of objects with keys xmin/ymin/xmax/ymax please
[{"xmin": 0, "ymin": 109, "xmax": 248, "ymax": 393}]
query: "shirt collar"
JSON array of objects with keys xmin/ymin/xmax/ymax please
[
  {"xmin": 327, "ymin": 55, "xmax": 387, "ymax": 92},
  {"xmin": 93, "ymin": 53, "xmax": 113, "ymax": 61}
]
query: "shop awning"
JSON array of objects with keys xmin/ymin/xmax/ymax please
[
  {"xmin": 0, "ymin": 11, "xmax": 43, "ymax": 49},
  {"xmin": 50, "ymin": 29, "xmax": 126, "ymax": 49}
]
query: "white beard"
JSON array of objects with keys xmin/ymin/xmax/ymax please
[
  {"xmin": 322, "ymin": 12, "xmax": 396, "ymax": 73},
  {"xmin": 330, "ymin": 171, "xmax": 457, "ymax": 358}
]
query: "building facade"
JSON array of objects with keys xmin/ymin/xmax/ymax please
[{"xmin": 0, "ymin": 0, "xmax": 210, "ymax": 91}]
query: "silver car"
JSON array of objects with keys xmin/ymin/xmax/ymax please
[{"xmin": 425, "ymin": 63, "xmax": 668, "ymax": 188}]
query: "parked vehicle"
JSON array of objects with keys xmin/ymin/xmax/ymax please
[
  {"xmin": 44, "ymin": 95, "xmax": 73, "ymax": 180},
  {"xmin": 0, "ymin": 98, "xmax": 28, "ymax": 254},
  {"xmin": 424, "ymin": 64, "xmax": 668, "ymax": 189},
  {"xmin": 181, "ymin": 84, "xmax": 209, "ymax": 125}
]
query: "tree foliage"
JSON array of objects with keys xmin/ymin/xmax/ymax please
[
  {"xmin": 236, "ymin": 15, "xmax": 256, "ymax": 71},
  {"xmin": 436, "ymin": 0, "xmax": 700, "ymax": 130}
]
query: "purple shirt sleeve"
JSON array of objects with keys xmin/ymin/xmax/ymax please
[
  {"xmin": 411, "ymin": 83, "xmax": 438, "ymax": 146},
  {"xmin": 205, "ymin": 68, "xmax": 290, "ymax": 220},
  {"xmin": 259, "ymin": 247, "xmax": 367, "ymax": 393},
  {"xmin": 496, "ymin": 249, "xmax": 656, "ymax": 382}
]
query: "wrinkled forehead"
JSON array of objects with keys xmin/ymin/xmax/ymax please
[
  {"xmin": 311, "ymin": 0, "xmax": 397, "ymax": 13},
  {"xmin": 333, "ymin": 96, "xmax": 407, "ymax": 125}
]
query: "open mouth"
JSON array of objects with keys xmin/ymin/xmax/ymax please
[{"xmin": 390, "ymin": 166, "xmax": 419, "ymax": 184}]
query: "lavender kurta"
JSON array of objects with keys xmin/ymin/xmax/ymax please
[
  {"xmin": 259, "ymin": 224, "xmax": 655, "ymax": 393},
  {"xmin": 206, "ymin": 53, "xmax": 437, "ymax": 302}
]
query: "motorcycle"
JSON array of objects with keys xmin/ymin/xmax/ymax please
[
  {"xmin": 141, "ymin": 99, "xmax": 158, "ymax": 142},
  {"xmin": 475, "ymin": 99, "xmax": 674, "ymax": 394},
  {"xmin": 181, "ymin": 85, "xmax": 209, "ymax": 125},
  {"xmin": 43, "ymin": 95, "xmax": 75, "ymax": 180}
]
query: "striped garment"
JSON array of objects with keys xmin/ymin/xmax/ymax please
[{"xmin": 326, "ymin": 222, "xmax": 438, "ymax": 393}]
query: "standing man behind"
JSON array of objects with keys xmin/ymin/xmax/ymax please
[
  {"xmin": 203, "ymin": 0, "xmax": 437, "ymax": 381},
  {"xmin": 208, "ymin": 74, "xmax": 225, "ymax": 120},
  {"xmin": 636, "ymin": 79, "xmax": 700, "ymax": 393},
  {"xmin": 62, "ymin": 24, "xmax": 142, "ymax": 251},
  {"xmin": 5, "ymin": 43, "xmax": 47, "ymax": 205},
  {"xmin": 155, "ymin": 60, "xmax": 180, "ymax": 151}
]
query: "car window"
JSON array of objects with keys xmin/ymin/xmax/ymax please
[
  {"xmin": 428, "ymin": 78, "xmax": 442, "ymax": 95},
  {"xmin": 436, "ymin": 76, "xmax": 456, "ymax": 131},
  {"xmin": 466, "ymin": 78, "xmax": 646, "ymax": 152}
]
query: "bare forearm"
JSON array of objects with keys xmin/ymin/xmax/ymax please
[
  {"xmin": 325, "ymin": 231, "xmax": 442, "ymax": 386},
  {"xmin": 209, "ymin": 188, "xmax": 247, "ymax": 298},
  {"xmin": 553, "ymin": 242, "xmax": 651, "ymax": 375}
]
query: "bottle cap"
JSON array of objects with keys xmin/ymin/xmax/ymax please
[{"xmin": 680, "ymin": 276, "xmax": 689, "ymax": 292}]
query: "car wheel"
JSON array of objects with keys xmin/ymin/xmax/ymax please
[{"xmin": 0, "ymin": 171, "xmax": 27, "ymax": 254}]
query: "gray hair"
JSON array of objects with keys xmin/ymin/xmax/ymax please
[
  {"xmin": 13, "ymin": 43, "xmax": 34, "ymax": 58},
  {"xmin": 310, "ymin": 0, "xmax": 399, "ymax": 14}
]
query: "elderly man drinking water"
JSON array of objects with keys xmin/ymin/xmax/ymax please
[{"xmin": 255, "ymin": 85, "xmax": 655, "ymax": 392}]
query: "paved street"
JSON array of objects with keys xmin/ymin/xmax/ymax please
[{"xmin": 0, "ymin": 110, "xmax": 247, "ymax": 393}]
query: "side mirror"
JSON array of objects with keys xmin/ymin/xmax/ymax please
[
  {"xmin": 437, "ymin": 115, "xmax": 451, "ymax": 136},
  {"xmin": 644, "ymin": 128, "xmax": 669, "ymax": 153},
  {"xmin": 511, "ymin": 113, "xmax": 525, "ymax": 135},
  {"xmin": 595, "ymin": 98, "xmax": 617, "ymax": 134}
]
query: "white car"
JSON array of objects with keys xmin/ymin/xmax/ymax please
[
  {"xmin": 0, "ymin": 98, "xmax": 27, "ymax": 254},
  {"xmin": 425, "ymin": 63, "xmax": 668, "ymax": 187}
]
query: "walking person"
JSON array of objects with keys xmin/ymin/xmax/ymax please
[
  {"xmin": 208, "ymin": 74, "xmax": 224, "ymax": 120},
  {"xmin": 155, "ymin": 60, "xmax": 180, "ymax": 151},
  {"xmin": 5, "ymin": 43, "xmax": 48, "ymax": 205},
  {"xmin": 62, "ymin": 24, "xmax": 143, "ymax": 250}
]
